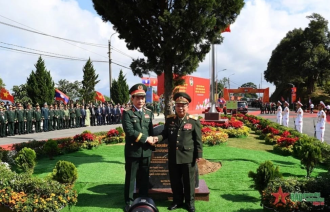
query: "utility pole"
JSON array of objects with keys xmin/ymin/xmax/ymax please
[{"xmin": 108, "ymin": 40, "xmax": 112, "ymax": 101}]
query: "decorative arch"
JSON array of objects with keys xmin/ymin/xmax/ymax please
[{"xmin": 223, "ymin": 87, "xmax": 269, "ymax": 102}]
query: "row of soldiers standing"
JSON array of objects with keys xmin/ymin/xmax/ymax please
[{"xmin": 0, "ymin": 101, "xmax": 86, "ymax": 137}]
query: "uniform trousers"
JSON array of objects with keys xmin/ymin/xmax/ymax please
[
  {"xmin": 276, "ymin": 116, "xmax": 282, "ymax": 125},
  {"xmin": 316, "ymin": 130, "xmax": 325, "ymax": 142},
  {"xmin": 7, "ymin": 122, "xmax": 14, "ymax": 135},
  {"xmin": 295, "ymin": 124, "xmax": 303, "ymax": 133},
  {"xmin": 124, "ymin": 157, "xmax": 150, "ymax": 205},
  {"xmin": 282, "ymin": 117, "xmax": 289, "ymax": 127},
  {"xmin": 169, "ymin": 162, "xmax": 196, "ymax": 207}
]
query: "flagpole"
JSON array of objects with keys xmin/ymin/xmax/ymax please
[{"xmin": 210, "ymin": 44, "xmax": 216, "ymax": 113}]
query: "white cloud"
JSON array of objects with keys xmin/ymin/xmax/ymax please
[{"xmin": 0, "ymin": 0, "xmax": 330, "ymax": 102}]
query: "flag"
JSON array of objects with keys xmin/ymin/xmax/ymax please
[
  {"xmin": 0, "ymin": 87, "xmax": 14, "ymax": 102},
  {"xmin": 221, "ymin": 25, "xmax": 231, "ymax": 33},
  {"xmin": 55, "ymin": 89, "xmax": 69, "ymax": 104},
  {"xmin": 281, "ymin": 96, "xmax": 285, "ymax": 102},
  {"xmin": 309, "ymin": 98, "xmax": 312, "ymax": 104},
  {"xmin": 142, "ymin": 77, "xmax": 158, "ymax": 86},
  {"xmin": 95, "ymin": 91, "xmax": 105, "ymax": 102}
]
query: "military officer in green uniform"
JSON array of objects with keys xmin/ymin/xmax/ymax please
[
  {"xmin": 53, "ymin": 104, "xmax": 59, "ymax": 130},
  {"xmin": 0, "ymin": 106, "xmax": 8, "ymax": 137},
  {"xmin": 24, "ymin": 103, "xmax": 34, "ymax": 133},
  {"xmin": 48, "ymin": 105, "xmax": 54, "ymax": 131},
  {"xmin": 63, "ymin": 104, "xmax": 70, "ymax": 129},
  {"xmin": 16, "ymin": 103, "xmax": 26, "ymax": 135},
  {"xmin": 69, "ymin": 103, "xmax": 76, "ymax": 128},
  {"xmin": 59, "ymin": 104, "xmax": 65, "ymax": 129},
  {"xmin": 122, "ymin": 83, "xmax": 155, "ymax": 212},
  {"xmin": 6, "ymin": 105, "xmax": 15, "ymax": 136},
  {"xmin": 157, "ymin": 92, "xmax": 203, "ymax": 212},
  {"xmin": 75, "ymin": 103, "xmax": 81, "ymax": 128},
  {"xmin": 34, "ymin": 103, "xmax": 42, "ymax": 133}
]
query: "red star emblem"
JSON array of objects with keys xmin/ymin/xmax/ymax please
[{"xmin": 271, "ymin": 186, "xmax": 289, "ymax": 205}]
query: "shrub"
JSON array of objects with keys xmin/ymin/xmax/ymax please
[
  {"xmin": 224, "ymin": 126, "xmax": 250, "ymax": 138},
  {"xmin": 52, "ymin": 160, "xmax": 78, "ymax": 184},
  {"xmin": 248, "ymin": 160, "xmax": 282, "ymax": 194},
  {"xmin": 43, "ymin": 139, "xmax": 59, "ymax": 160},
  {"xmin": 202, "ymin": 131, "xmax": 229, "ymax": 145},
  {"xmin": 296, "ymin": 142, "xmax": 322, "ymax": 177},
  {"xmin": 115, "ymin": 126, "xmax": 124, "ymax": 135},
  {"xmin": 273, "ymin": 144, "xmax": 294, "ymax": 156},
  {"xmin": 15, "ymin": 147, "xmax": 36, "ymax": 174},
  {"xmin": 12, "ymin": 140, "xmax": 46, "ymax": 158}
]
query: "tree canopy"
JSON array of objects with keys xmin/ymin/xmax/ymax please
[
  {"xmin": 26, "ymin": 57, "xmax": 55, "ymax": 105},
  {"xmin": 264, "ymin": 13, "xmax": 330, "ymax": 95},
  {"xmin": 240, "ymin": 82, "xmax": 258, "ymax": 98},
  {"xmin": 110, "ymin": 70, "xmax": 129, "ymax": 104},
  {"xmin": 12, "ymin": 84, "xmax": 32, "ymax": 105},
  {"xmin": 80, "ymin": 59, "xmax": 100, "ymax": 103},
  {"xmin": 0, "ymin": 78, "xmax": 5, "ymax": 89},
  {"xmin": 93, "ymin": 0, "xmax": 244, "ymax": 114},
  {"xmin": 56, "ymin": 79, "xmax": 82, "ymax": 101}
]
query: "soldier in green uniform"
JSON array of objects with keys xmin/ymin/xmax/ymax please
[
  {"xmin": 63, "ymin": 104, "xmax": 70, "ymax": 129},
  {"xmin": 157, "ymin": 92, "xmax": 203, "ymax": 212},
  {"xmin": 24, "ymin": 103, "xmax": 34, "ymax": 134},
  {"xmin": 6, "ymin": 105, "xmax": 15, "ymax": 136},
  {"xmin": 75, "ymin": 103, "xmax": 81, "ymax": 128},
  {"xmin": 34, "ymin": 103, "xmax": 42, "ymax": 133},
  {"xmin": 53, "ymin": 104, "xmax": 59, "ymax": 130},
  {"xmin": 69, "ymin": 103, "xmax": 76, "ymax": 128},
  {"xmin": 59, "ymin": 104, "xmax": 65, "ymax": 129},
  {"xmin": 122, "ymin": 83, "xmax": 155, "ymax": 212},
  {"xmin": 15, "ymin": 104, "xmax": 25, "ymax": 135},
  {"xmin": 48, "ymin": 105, "xmax": 54, "ymax": 131},
  {"xmin": 0, "ymin": 106, "xmax": 8, "ymax": 137}
]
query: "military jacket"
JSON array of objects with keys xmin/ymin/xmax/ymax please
[
  {"xmin": 34, "ymin": 110, "xmax": 42, "ymax": 121},
  {"xmin": 69, "ymin": 108, "xmax": 76, "ymax": 118},
  {"xmin": 0, "ymin": 111, "xmax": 7, "ymax": 124},
  {"xmin": 158, "ymin": 113, "xmax": 203, "ymax": 164},
  {"xmin": 59, "ymin": 109, "xmax": 65, "ymax": 118},
  {"xmin": 53, "ymin": 109, "xmax": 59, "ymax": 118},
  {"xmin": 75, "ymin": 108, "xmax": 81, "ymax": 117},
  {"xmin": 16, "ymin": 109, "xmax": 25, "ymax": 121},
  {"xmin": 122, "ymin": 106, "xmax": 154, "ymax": 158},
  {"xmin": 49, "ymin": 109, "xmax": 54, "ymax": 119},
  {"xmin": 42, "ymin": 108, "xmax": 49, "ymax": 119},
  {"xmin": 6, "ymin": 110, "xmax": 16, "ymax": 122},
  {"xmin": 25, "ymin": 109, "xmax": 33, "ymax": 121}
]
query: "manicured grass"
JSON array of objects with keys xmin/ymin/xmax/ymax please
[{"xmin": 33, "ymin": 137, "xmax": 327, "ymax": 212}]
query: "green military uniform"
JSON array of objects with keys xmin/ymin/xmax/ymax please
[
  {"xmin": 53, "ymin": 106, "xmax": 59, "ymax": 130},
  {"xmin": 75, "ymin": 104, "xmax": 81, "ymax": 127},
  {"xmin": 16, "ymin": 105, "xmax": 25, "ymax": 135},
  {"xmin": 157, "ymin": 92, "xmax": 202, "ymax": 212},
  {"xmin": 122, "ymin": 83, "xmax": 154, "ymax": 211},
  {"xmin": 24, "ymin": 105, "xmax": 34, "ymax": 133},
  {"xmin": 146, "ymin": 104, "xmax": 154, "ymax": 119},
  {"xmin": 48, "ymin": 106, "xmax": 54, "ymax": 131},
  {"xmin": 59, "ymin": 105, "xmax": 65, "ymax": 129},
  {"xmin": 6, "ymin": 106, "xmax": 15, "ymax": 136},
  {"xmin": 33, "ymin": 104, "xmax": 42, "ymax": 133},
  {"xmin": 69, "ymin": 105, "xmax": 76, "ymax": 128},
  {"xmin": 63, "ymin": 106, "xmax": 70, "ymax": 129},
  {"xmin": 0, "ymin": 107, "xmax": 7, "ymax": 137}
]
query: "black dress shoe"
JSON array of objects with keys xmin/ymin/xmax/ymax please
[
  {"xmin": 124, "ymin": 204, "xmax": 131, "ymax": 212},
  {"xmin": 187, "ymin": 205, "xmax": 195, "ymax": 212},
  {"xmin": 167, "ymin": 203, "xmax": 182, "ymax": 210}
]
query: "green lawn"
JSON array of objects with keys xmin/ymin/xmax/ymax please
[{"xmin": 33, "ymin": 135, "xmax": 327, "ymax": 212}]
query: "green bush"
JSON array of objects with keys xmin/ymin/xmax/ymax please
[
  {"xmin": 52, "ymin": 160, "xmax": 78, "ymax": 184},
  {"xmin": 15, "ymin": 147, "xmax": 36, "ymax": 174},
  {"xmin": 248, "ymin": 160, "xmax": 282, "ymax": 194},
  {"xmin": 115, "ymin": 126, "xmax": 124, "ymax": 135},
  {"xmin": 43, "ymin": 139, "xmax": 59, "ymax": 160},
  {"xmin": 296, "ymin": 142, "xmax": 322, "ymax": 177},
  {"xmin": 12, "ymin": 139, "xmax": 46, "ymax": 158},
  {"xmin": 82, "ymin": 130, "xmax": 92, "ymax": 134},
  {"xmin": 273, "ymin": 144, "xmax": 294, "ymax": 156}
]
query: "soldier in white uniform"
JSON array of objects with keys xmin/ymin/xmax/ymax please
[
  {"xmin": 295, "ymin": 101, "xmax": 303, "ymax": 133},
  {"xmin": 276, "ymin": 101, "xmax": 282, "ymax": 125},
  {"xmin": 282, "ymin": 101, "xmax": 290, "ymax": 127},
  {"xmin": 316, "ymin": 101, "xmax": 326, "ymax": 142}
]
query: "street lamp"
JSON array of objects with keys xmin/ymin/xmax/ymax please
[
  {"xmin": 216, "ymin": 69, "xmax": 226, "ymax": 98},
  {"xmin": 108, "ymin": 32, "xmax": 117, "ymax": 101},
  {"xmin": 227, "ymin": 73, "xmax": 235, "ymax": 89}
]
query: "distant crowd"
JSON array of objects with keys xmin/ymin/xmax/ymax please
[{"xmin": 0, "ymin": 100, "xmax": 162, "ymax": 138}]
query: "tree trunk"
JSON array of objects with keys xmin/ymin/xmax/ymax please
[
  {"xmin": 164, "ymin": 64, "xmax": 174, "ymax": 117},
  {"xmin": 307, "ymin": 76, "xmax": 315, "ymax": 94}
]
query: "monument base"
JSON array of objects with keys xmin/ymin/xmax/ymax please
[
  {"xmin": 204, "ymin": 112, "xmax": 220, "ymax": 121},
  {"xmin": 134, "ymin": 179, "xmax": 209, "ymax": 201}
]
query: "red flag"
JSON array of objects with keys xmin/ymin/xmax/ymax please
[
  {"xmin": 95, "ymin": 91, "xmax": 105, "ymax": 102},
  {"xmin": 0, "ymin": 87, "xmax": 14, "ymax": 102},
  {"xmin": 221, "ymin": 25, "xmax": 231, "ymax": 33},
  {"xmin": 281, "ymin": 96, "xmax": 285, "ymax": 102},
  {"xmin": 142, "ymin": 77, "xmax": 158, "ymax": 86}
]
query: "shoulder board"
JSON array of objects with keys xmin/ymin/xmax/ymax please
[
  {"xmin": 166, "ymin": 114, "xmax": 176, "ymax": 118},
  {"xmin": 189, "ymin": 115, "xmax": 198, "ymax": 120},
  {"xmin": 124, "ymin": 108, "xmax": 130, "ymax": 111},
  {"xmin": 144, "ymin": 107, "xmax": 151, "ymax": 112}
]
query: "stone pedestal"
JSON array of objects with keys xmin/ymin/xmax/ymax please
[{"xmin": 204, "ymin": 112, "xmax": 220, "ymax": 121}]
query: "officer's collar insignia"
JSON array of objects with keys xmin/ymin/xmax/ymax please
[{"xmin": 132, "ymin": 108, "xmax": 136, "ymax": 112}]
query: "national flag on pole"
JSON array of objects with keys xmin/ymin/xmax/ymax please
[
  {"xmin": 0, "ymin": 87, "xmax": 14, "ymax": 102},
  {"xmin": 55, "ymin": 89, "xmax": 69, "ymax": 104},
  {"xmin": 95, "ymin": 91, "xmax": 105, "ymax": 102},
  {"xmin": 221, "ymin": 25, "xmax": 231, "ymax": 33},
  {"xmin": 142, "ymin": 77, "xmax": 158, "ymax": 86},
  {"xmin": 281, "ymin": 96, "xmax": 285, "ymax": 102}
]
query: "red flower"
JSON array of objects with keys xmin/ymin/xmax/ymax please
[{"xmin": 107, "ymin": 129, "xmax": 119, "ymax": 138}]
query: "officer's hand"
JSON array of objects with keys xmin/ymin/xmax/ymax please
[
  {"xmin": 196, "ymin": 158, "xmax": 200, "ymax": 163},
  {"xmin": 153, "ymin": 137, "xmax": 158, "ymax": 143},
  {"xmin": 146, "ymin": 137, "xmax": 154, "ymax": 145}
]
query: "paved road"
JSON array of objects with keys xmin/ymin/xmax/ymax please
[{"xmin": 1, "ymin": 109, "xmax": 329, "ymax": 147}]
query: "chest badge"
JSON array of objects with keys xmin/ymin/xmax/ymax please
[
  {"xmin": 144, "ymin": 114, "xmax": 150, "ymax": 119},
  {"xmin": 183, "ymin": 123, "xmax": 192, "ymax": 130}
]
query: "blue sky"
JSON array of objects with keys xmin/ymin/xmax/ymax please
[{"xmin": 0, "ymin": 0, "xmax": 329, "ymax": 102}]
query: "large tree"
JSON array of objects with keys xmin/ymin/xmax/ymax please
[
  {"xmin": 0, "ymin": 78, "xmax": 5, "ymax": 89},
  {"xmin": 93, "ymin": 0, "xmax": 244, "ymax": 115},
  {"xmin": 80, "ymin": 58, "xmax": 100, "ymax": 103},
  {"xmin": 110, "ymin": 70, "xmax": 129, "ymax": 104},
  {"xmin": 240, "ymin": 82, "xmax": 258, "ymax": 98},
  {"xmin": 56, "ymin": 79, "xmax": 82, "ymax": 101},
  {"xmin": 26, "ymin": 56, "xmax": 55, "ymax": 105},
  {"xmin": 12, "ymin": 84, "xmax": 32, "ymax": 105},
  {"xmin": 265, "ymin": 13, "xmax": 330, "ymax": 95}
]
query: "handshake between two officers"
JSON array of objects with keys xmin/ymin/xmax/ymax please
[{"xmin": 146, "ymin": 136, "xmax": 159, "ymax": 146}]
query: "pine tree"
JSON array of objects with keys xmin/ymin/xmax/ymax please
[
  {"xmin": 81, "ymin": 58, "xmax": 100, "ymax": 103},
  {"xmin": 110, "ymin": 70, "xmax": 129, "ymax": 104},
  {"xmin": 110, "ymin": 79, "xmax": 119, "ymax": 104},
  {"xmin": 26, "ymin": 57, "xmax": 55, "ymax": 105}
]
